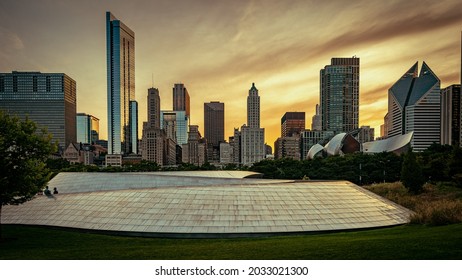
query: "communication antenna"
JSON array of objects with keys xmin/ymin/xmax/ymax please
[{"xmin": 151, "ymin": 73, "xmax": 154, "ymax": 88}]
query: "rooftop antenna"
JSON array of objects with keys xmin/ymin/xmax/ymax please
[{"xmin": 151, "ymin": 73, "xmax": 154, "ymax": 88}]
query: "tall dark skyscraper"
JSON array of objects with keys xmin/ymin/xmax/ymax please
[
  {"xmin": 106, "ymin": 11, "xmax": 136, "ymax": 155},
  {"xmin": 204, "ymin": 101, "xmax": 225, "ymax": 147},
  {"xmin": 142, "ymin": 87, "xmax": 165, "ymax": 165},
  {"xmin": 0, "ymin": 71, "xmax": 76, "ymax": 150},
  {"xmin": 147, "ymin": 87, "xmax": 161, "ymax": 129},
  {"xmin": 320, "ymin": 57, "xmax": 359, "ymax": 133},
  {"xmin": 173, "ymin": 83, "xmax": 190, "ymax": 118},
  {"xmin": 386, "ymin": 62, "xmax": 440, "ymax": 151}
]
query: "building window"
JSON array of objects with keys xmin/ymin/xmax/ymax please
[
  {"xmin": 13, "ymin": 76, "xmax": 18, "ymax": 92},
  {"xmin": 33, "ymin": 76, "xmax": 38, "ymax": 92},
  {"xmin": 46, "ymin": 76, "xmax": 51, "ymax": 92},
  {"xmin": 0, "ymin": 76, "xmax": 4, "ymax": 92}
]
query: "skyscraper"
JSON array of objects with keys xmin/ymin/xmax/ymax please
[
  {"xmin": 204, "ymin": 102, "xmax": 225, "ymax": 146},
  {"xmin": 241, "ymin": 83, "xmax": 265, "ymax": 165},
  {"xmin": 320, "ymin": 57, "xmax": 359, "ymax": 133},
  {"xmin": 147, "ymin": 87, "xmax": 161, "ymax": 129},
  {"xmin": 386, "ymin": 62, "xmax": 441, "ymax": 151},
  {"xmin": 281, "ymin": 112, "xmax": 305, "ymax": 137},
  {"xmin": 142, "ymin": 87, "xmax": 165, "ymax": 165},
  {"xmin": 0, "ymin": 71, "xmax": 76, "ymax": 150},
  {"xmin": 204, "ymin": 101, "xmax": 225, "ymax": 162},
  {"xmin": 106, "ymin": 11, "xmax": 135, "ymax": 155},
  {"xmin": 182, "ymin": 125, "xmax": 207, "ymax": 166},
  {"xmin": 275, "ymin": 112, "xmax": 304, "ymax": 160},
  {"xmin": 440, "ymin": 84, "xmax": 461, "ymax": 146},
  {"xmin": 173, "ymin": 83, "xmax": 190, "ymax": 118},
  {"xmin": 129, "ymin": 100, "xmax": 138, "ymax": 154},
  {"xmin": 311, "ymin": 104, "xmax": 322, "ymax": 131},
  {"xmin": 76, "ymin": 113, "xmax": 100, "ymax": 144},
  {"xmin": 160, "ymin": 111, "xmax": 189, "ymax": 145},
  {"xmin": 247, "ymin": 83, "xmax": 260, "ymax": 128}
]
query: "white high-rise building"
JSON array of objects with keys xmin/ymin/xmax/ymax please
[
  {"xmin": 241, "ymin": 83, "xmax": 265, "ymax": 165},
  {"xmin": 386, "ymin": 62, "xmax": 441, "ymax": 152}
]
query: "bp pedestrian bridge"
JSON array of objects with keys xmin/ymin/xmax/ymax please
[{"xmin": 2, "ymin": 171, "xmax": 413, "ymax": 238}]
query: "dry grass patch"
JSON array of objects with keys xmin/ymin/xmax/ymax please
[{"xmin": 365, "ymin": 182, "xmax": 462, "ymax": 225}]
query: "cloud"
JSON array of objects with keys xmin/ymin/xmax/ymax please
[
  {"xmin": 0, "ymin": 27, "xmax": 24, "ymax": 52},
  {"xmin": 0, "ymin": 27, "xmax": 26, "ymax": 71}
]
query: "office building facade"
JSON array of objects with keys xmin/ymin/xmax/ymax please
[
  {"xmin": 76, "ymin": 113, "xmax": 100, "ymax": 144},
  {"xmin": 204, "ymin": 101, "xmax": 224, "ymax": 162},
  {"xmin": 0, "ymin": 71, "xmax": 76, "ymax": 150},
  {"xmin": 320, "ymin": 57, "xmax": 359, "ymax": 133},
  {"xmin": 357, "ymin": 126, "xmax": 375, "ymax": 144},
  {"xmin": 182, "ymin": 125, "xmax": 207, "ymax": 166},
  {"xmin": 147, "ymin": 87, "xmax": 161, "ymax": 129},
  {"xmin": 440, "ymin": 84, "xmax": 461, "ymax": 146},
  {"xmin": 106, "ymin": 11, "xmax": 136, "ymax": 155},
  {"xmin": 274, "ymin": 136, "xmax": 301, "ymax": 160},
  {"xmin": 204, "ymin": 102, "xmax": 225, "ymax": 146},
  {"xmin": 281, "ymin": 112, "xmax": 305, "ymax": 137},
  {"xmin": 386, "ymin": 62, "xmax": 441, "ymax": 152},
  {"xmin": 173, "ymin": 83, "xmax": 190, "ymax": 118},
  {"xmin": 129, "ymin": 100, "xmax": 138, "ymax": 154},
  {"xmin": 161, "ymin": 110, "xmax": 189, "ymax": 145}
]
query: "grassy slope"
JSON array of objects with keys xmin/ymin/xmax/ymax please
[{"xmin": 1, "ymin": 224, "xmax": 461, "ymax": 260}]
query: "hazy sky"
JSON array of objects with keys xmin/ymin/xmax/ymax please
[{"xmin": 1, "ymin": 0, "xmax": 461, "ymax": 147}]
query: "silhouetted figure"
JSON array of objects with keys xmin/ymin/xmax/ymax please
[
  {"xmin": 53, "ymin": 187, "xmax": 58, "ymax": 194},
  {"xmin": 44, "ymin": 186, "xmax": 51, "ymax": 196}
]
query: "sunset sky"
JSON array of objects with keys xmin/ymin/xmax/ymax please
[{"xmin": 1, "ymin": 0, "xmax": 462, "ymax": 148}]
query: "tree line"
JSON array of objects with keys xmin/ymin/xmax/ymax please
[{"xmin": 250, "ymin": 145, "xmax": 462, "ymax": 189}]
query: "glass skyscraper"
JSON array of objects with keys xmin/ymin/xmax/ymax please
[
  {"xmin": 106, "ymin": 11, "xmax": 136, "ymax": 155},
  {"xmin": 76, "ymin": 113, "xmax": 99, "ymax": 144},
  {"xmin": 0, "ymin": 71, "xmax": 76, "ymax": 151},
  {"xmin": 320, "ymin": 57, "xmax": 359, "ymax": 133},
  {"xmin": 129, "ymin": 100, "xmax": 138, "ymax": 154},
  {"xmin": 160, "ymin": 110, "xmax": 189, "ymax": 146}
]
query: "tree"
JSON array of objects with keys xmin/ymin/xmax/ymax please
[
  {"xmin": 400, "ymin": 149, "xmax": 425, "ymax": 194},
  {"xmin": 0, "ymin": 111, "xmax": 56, "ymax": 239}
]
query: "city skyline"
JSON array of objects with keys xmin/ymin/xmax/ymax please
[{"xmin": 1, "ymin": 1, "xmax": 462, "ymax": 148}]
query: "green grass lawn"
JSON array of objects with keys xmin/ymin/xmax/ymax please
[{"xmin": 1, "ymin": 224, "xmax": 461, "ymax": 259}]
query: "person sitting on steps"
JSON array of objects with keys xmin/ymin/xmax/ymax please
[{"xmin": 44, "ymin": 186, "xmax": 52, "ymax": 196}]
